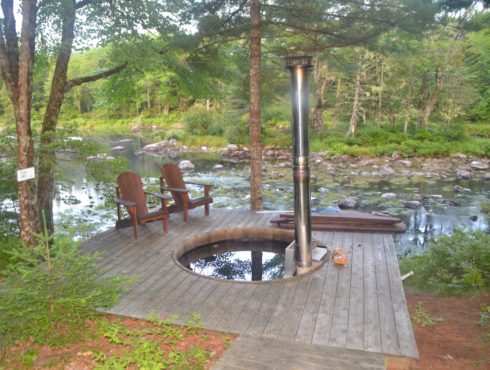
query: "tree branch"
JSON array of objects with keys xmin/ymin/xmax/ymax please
[
  {"xmin": 75, "ymin": 0, "xmax": 106, "ymax": 10},
  {"xmin": 1, "ymin": 0, "xmax": 19, "ymax": 87},
  {"xmin": 64, "ymin": 62, "xmax": 127, "ymax": 92}
]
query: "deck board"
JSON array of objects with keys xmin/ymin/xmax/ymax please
[{"xmin": 82, "ymin": 208, "xmax": 418, "ymax": 360}]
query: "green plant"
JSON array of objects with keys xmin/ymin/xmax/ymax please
[
  {"xmin": 0, "ymin": 229, "xmax": 132, "ymax": 346},
  {"xmin": 185, "ymin": 312, "xmax": 204, "ymax": 331},
  {"xmin": 411, "ymin": 302, "xmax": 444, "ymax": 327},
  {"xmin": 478, "ymin": 304, "xmax": 490, "ymax": 342},
  {"xmin": 401, "ymin": 230, "xmax": 490, "ymax": 294},
  {"xmin": 94, "ymin": 318, "xmax": 211, "ymax": 369}
]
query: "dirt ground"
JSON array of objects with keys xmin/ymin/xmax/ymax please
[
  {"xmin": 406, "ymin": 290, "xmax": 490, "ymax": 370},
  {"xmin": 2, "ymin": 315, "xmax": 234, "ymax": 369}
]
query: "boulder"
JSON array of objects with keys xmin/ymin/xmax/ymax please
[
  {"xmin": 483, "ymin": 172, "xmax": 490, "ymax": 181},
  {"xmin": 405, "ymin": 200, "xmax": 421, "ymax": 209},
  {"xmin": 470, "ymin": 161, "xmax": 489, "ymax": 170},
  {"xmin": 453, "ymin": 185, "xmax": 471, "ymax": 193},
  {"xmin": 179, "ymin": 160, "xmax": 195, "ymax": 171},
  {"xmin": 337, "ymin": 196, "xmax": 360, "ymax": 209},
  {"xmin": 456, "ymin": 169, "xmax": 471, "ymax": 179},
  {"xmin": 111, "ymin": 146, "xmax": 125, "ymax": 151},
  {"xmin": 381, "ymin": 193, "xmax": 397, "ymax": 200},
  {"xmin": 142, "ymin": 141, "xmax": 167, "ymax": 153},
  {"xmin": 213, "ymin": 164, "xmax": 224, "ymax": 170}
]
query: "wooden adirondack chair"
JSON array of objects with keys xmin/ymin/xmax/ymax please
[
  {"xmin": 116, "ymin": 171, "xmax": 171, "ymax": 239},
  {"xmin": 160, "ymin": 163, "xmax": 213, "ymax": 222}
]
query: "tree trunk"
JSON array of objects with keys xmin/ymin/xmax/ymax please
[
  {"xmin": 16, "ymin": 0, "xmax": 39, "ymax": 245},
  {"xmin": 377, "ymin": 57, "xmax": 383, "ymax": 126},
  {"xmin": 419, "ymin": 68, "xmax": 445, "ymax": 127},
  {"xmin": 331, "ymin": 74, "xmax": 341, "ymax": 129},
  {"xmin": 348, "ymin": 70, "xmax": 362, "ymax": 137},
  {"xmin": 249, "ymin": 0, "xmax": 262, "ymax": 211},
  {"xmin": 312, "ymin": 58, "xmax": 327, "ymax": 134},
  {"xmin": 38, "ymin": 0, "xmax": 76, "ymax": 236},
  {"xmin": 251, "ymin": 251, "xmax": 263, "ymax": 281}
]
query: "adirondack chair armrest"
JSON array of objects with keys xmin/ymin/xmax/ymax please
[
  {"xmin": 144, "ymin": 191, "xmax": 172, "ymax": 201},
  {"xmin": 160, "ymin": 186, "xmax": 189, "ymax": 193},
  {"xmin": 115, "ymin": 197, "xmax": 138, "ymax": 207},
  {"xmin": 185, "ymin": 182, "xmax": 213, "ymax": 196},
  {"xmin": 185, "ymin": 181, "xmax": 213, "ymax": 188}
]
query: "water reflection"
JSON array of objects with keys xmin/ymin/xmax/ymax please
[{"xmin": 179, "ymin": 240, "xmax": 287, "ymax": 281}]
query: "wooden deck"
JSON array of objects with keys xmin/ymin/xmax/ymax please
[{"xmin": 82, "ymin": 208, "xmax": 418, "ymax": 362}]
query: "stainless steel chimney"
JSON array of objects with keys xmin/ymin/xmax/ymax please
[{"xmin": 286, "ymin": 56, "xmax": 313, "ymax": 269}]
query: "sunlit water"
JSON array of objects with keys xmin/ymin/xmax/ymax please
[{"xmin": 47, "ymin": 135, "xmax": 489, "ymax": 256}]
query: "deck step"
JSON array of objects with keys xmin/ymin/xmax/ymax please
[{"xmin": 212, "ymin": 335, "xmax": 385, "ymax": 370}]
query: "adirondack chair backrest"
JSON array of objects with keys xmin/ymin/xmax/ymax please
[
  {"xmin": 117, "ymin": 171, "xmax": 149, "ymax": 216},
  {"xmin": 161, "ymin": 164, "xmax": 190, "ymax": 207}
]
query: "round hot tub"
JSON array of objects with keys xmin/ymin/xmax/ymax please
[{"xmin": 173, "ymin": 228, "xmax": 296, "ymax": 282}]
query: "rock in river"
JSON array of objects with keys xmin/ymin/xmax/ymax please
[
  {"xmin": 381, "ymin": 193, "xmax": 397, "ymax": 200},
  {"xmin": 453, "ymin": 185, "xmax": 471, "ymax": 193},
  {"xmin": 179, "ymin": 160, "xmax": 195, "ymax": 171},
  {"xmin": 456, "ymin": 169, "xmax": 471, "ymax": 179},
  {"xmin": 337, "ymin": 196, "xmax": 360, "ymax": 209},
  {"xmin": 405, "ymin": 200, "xmax": 421, "ymax": 209},
  {"xmin": 470, "ymin": 161, "xmax": 489, "ymax": 170}
]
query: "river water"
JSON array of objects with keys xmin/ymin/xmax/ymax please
[{"xmin": 53, "ymin": 136, "xmax": 489, "ymax": 257}]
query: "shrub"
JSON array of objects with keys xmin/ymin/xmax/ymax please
[
  {"xmin": 444, "ymin": 124, "xmax": 467, "ymax": 142},
  {"xmin": 184, "ymin": 109, "xmax": 214, "ymax": 136},
  {"xmin": 0, "ymin": 232, "xmax": 132, "ymax": 346},
  {"xmin": 400, "ymin": 230, "xmax": 490, "ymax": 295},
  {"xmin": 467, "ymin": 124, "xmax": 490, "ymax": 139},
  {"xmin": 375, "ymin": 143, "xmax": 400, "ymax": 157}
]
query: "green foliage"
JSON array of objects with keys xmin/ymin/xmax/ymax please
[
  {"xmin": 411, "ymin": 302, "xmax": 444, "ymax": 327},
  {"xmin": 0, "ymin": 231, "xmax": 132, "ymax": 346},
  {"xmin": 467, "ymin": 124, "xmax": 490, "ymax": 139},
  {"xmin": 184, "ymin": 109, "xmax": 218, "ymax": 136},
  {"xmin": 93, "ymin": 317, "xmax": 210, "ymax": 369},
  {"xmin": 479, "ymin": 304, "xmax": 490, "ymax": 342},
  {"xmin": 401, "ymin": 231, "xmax": 490, "ymax": 294}
]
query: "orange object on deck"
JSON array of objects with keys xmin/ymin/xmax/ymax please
[{"xmin": 332, "ymin": 248, "xmax": 348, "ymax": 267}]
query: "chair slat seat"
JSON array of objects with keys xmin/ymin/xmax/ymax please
[{"xmin": 116, "ymin": 171, "xmax": 170, "ymax": 239}]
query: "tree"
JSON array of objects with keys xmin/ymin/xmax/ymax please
[
  {"xmin": 249, "ymin": 0, "xmax": 262, "ymax": 211},
  {"xmin": 0, "ymin": 0, "xmax": 174, "ymax": 243},
  {"xmin": 0, "ymin": 0, "xmax": 39, "ymax": 245}
]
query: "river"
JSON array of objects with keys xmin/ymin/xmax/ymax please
[{"xmin": 53, "ymin": 135, "xmax": 490, "ymax": 257}]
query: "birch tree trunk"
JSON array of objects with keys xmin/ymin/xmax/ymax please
[
  {"xmin": 348, "ymin": 70, "xmax": 362, "ymax": 137},
  {"xmin": 312, "ymin": 58, "xmax": 327, "ymax": 134},
  {"xmin": 249, "ymin": 0, "xmax": 263, "ymax": 211},
  {"xmin": 331, "ymin": 75, "xmax": 341, "ymax": 129}
]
